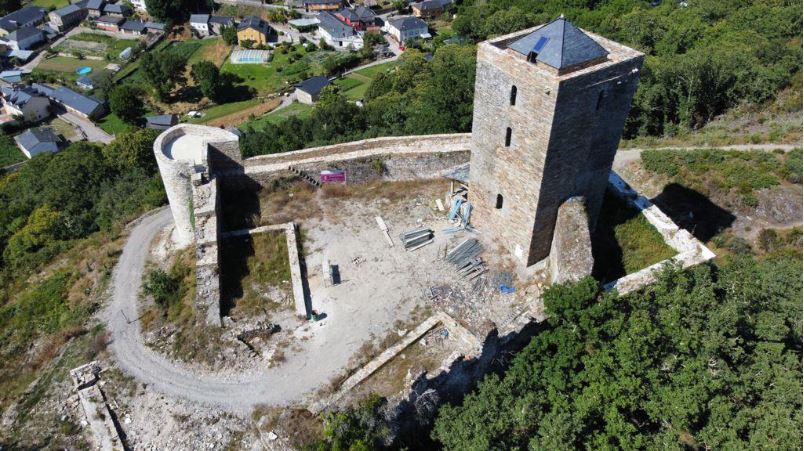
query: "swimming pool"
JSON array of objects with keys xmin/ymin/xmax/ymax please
[{"xmin": 76, "ymin": 66, "xmax": 92, "ymax": 75}]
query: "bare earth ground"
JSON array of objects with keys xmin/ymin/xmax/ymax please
[
  {"xmin": 613, "ymin": 148, "xmax": 803, "ymax": 246},
  {"xmin": 100, "ymin": 179, "xmax": 541, "ymax": 448}
]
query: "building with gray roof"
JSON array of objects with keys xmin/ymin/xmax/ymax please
[
  {"xmin": 5, "ymin": 26, "xmax": 45, "ymax": 50},
  {"xmin": 0, "ymin": 6, "xmax": 46, "ymax": 34},
  {"xmin": 32, "ymin": 83, "xmax": 105, "ymax": 119},
  {"xmin": 295, "ymin": 75, "xmax": 331, "ymax": 104},
  {"xmin": 49, "ymin": 4, "xmax": 86, "ymax": 31},
  {"xmin": 14, "ymin": 127, "xmax": 61, "ymax": 158},
  {"xmin": 317, "ymin": 11, "xmax": 363, "ymax": 50}
]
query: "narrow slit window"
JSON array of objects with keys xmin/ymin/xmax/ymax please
[
  {"xmin": 496, "ymin": 194, "xmax": 503, "ymax": 209},
  {"xmin": 510, "ymin": 85, "xmax": 517, "ymax": 105},
  {"xmin": 505, "ymin": 127, "xmax": 512, "ymax": 147}
]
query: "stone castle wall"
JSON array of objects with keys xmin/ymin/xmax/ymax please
[
  {"xmin": 217, "ymin": 134, "xmax": 472, "ymax": 189},
  {"xmin": 469, "ymin": 27, "xmax": 644, "ymax": 266}
]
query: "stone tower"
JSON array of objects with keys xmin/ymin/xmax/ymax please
[{"xmin": 469, "ymin": 18, "xmax": 644, "ymax": 267}]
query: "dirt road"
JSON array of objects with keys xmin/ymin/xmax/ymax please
[{"xmin": 104, "ymin": 209, "xmax": 318, "ymax": 414}]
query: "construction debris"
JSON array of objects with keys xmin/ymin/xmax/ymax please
[
  {"xmin": 446, "ymin": 238, "xmax": 486, "ymax": 280},
  {"xmin": 375, "ymin": 216, "xmax": 394, "ymax": 247},
  {"xmin": 401, "ymin": 227, "xmax": 434, "ymax": 251}
]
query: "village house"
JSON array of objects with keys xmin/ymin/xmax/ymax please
[
  {"xmin": 119, "ymin": 19, "xmax": 145, "ymax": 35},
  {"xmin": 95, "ymin": 15, "xmax": 123, "ymax": 31},
  {"xmin": 1, "ymin": 85, "xmax": 50, "ymax": 122},
  {"xmin": 0, "ymin": 6, "xmax": 46, "ymax": 36},
  {"xmin": 32, "ymin": 83, "xmax": 106, "ymax": 119},
  {"xmin": 76, "ymin": 75, "xmax": 94, "ymax": 90},
  {"xmin": 384, "ymin": 16, "xmax": 429, "ymax": 43},
  {"xmin": 190, "ymin": 14, "xmax": 231, "ymax": 37},
  {"xmin": 14, "ymin": 127, "xmax": 61, "ymax": 158},
  {"xmin": 236, "ymin": 16, "xmax": 275, "ymax": 46},
  {"xmin": 4, "ymin": 27, "xmax": 45, "ymax": 50},
  {"xmin": 85, "ymin": 0, "xmax": 105, "ymax": 18},
  {"xmin": 49, "ymin": 4, "xmax": 86, "ymax": 31},
  {"xmin": 317, "ymin": 11, "xmax": 363, "ymax": 50},
  {"xmin": 335, "ymin": 6, "xmax": 379, "ymax": 32},
  {"xmin": 411, "ymin": 0, "xmax": 451, "ymax": 18},
  {"xmin": 303, "ymin": 0, "xmax": 341, "ymax": 13},
  {"xmin": 129, "ymin": 0, "xmax": 147, "ymax": 13},
  {"xmin": 102, "ymin": 3, "xmax": 131, "ymax": 18},
  {"xmin": 295, "ymin": 75, "xmax": 330, "ymax": 104}
]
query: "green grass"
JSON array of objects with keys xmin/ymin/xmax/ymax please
[
  {"xmin": 187, "ymin": 98, "xmax": 262, "ymax": 124},
  {"xmin": 641, "ymin": 148, "xmax": 803, "ymax": 206},
  {"xmin": 97, "ymin": 113, "xmax": 137, "ymax": 135},
  {"xmin": 0, "ymin": 134, "xmax": 24, "ymax": 167},
  {"xmin": 187, "ymin": 37, "xmax": 230, "ymax": 66},
  {"xmin": 63, "ymin": 33, "xmax": 140, "ymax": 58},
  {"xmin": 29, "ymin": 0, "xmax": 69, "ymax": 8},
  {"xmin": 592, "ymin": 191, "xmax": 676, "ymax": 282},
  {"xmin": 222, "ymin": 45, "xmax": 352, "ymax": 94},
  {"xmin": 44, "ymin": 118, "xmax": 78, "ymax": 140},
  {"xmin": 351, "ymin": 60, "xmax": 397, "ymax": 78},
  {"xmin": 33, "ymin": 57, "xmax": 108, "ymax": 83},
  {"xmin": 240, "ymin": 101, "xmax": 313, "ymax": 130},
  {"xmin": 220, "ymin": 231, "xmax": 291, "ymax": 317}
]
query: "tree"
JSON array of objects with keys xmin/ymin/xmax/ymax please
[
  {"xmin": 108, "ymin": 85, "xmax": 145, "ymax": 125},
  {"xmin": 101, "ymin": 128, "xmax": 160, "ymax": 174},
  {"xmin": 140, "ymin": 51, "xmax": 187, "ymax": 101},
  {"xmin": 239, "ymin": 39, "xmax": 254, "ymax": 49},
  {"xmin": 0, "ymin": 0, "xmax": 20, "ymax": 15},
  {"xmin": 433, "ymin": 255, "xmax": 803, "ymax": 450},
  {"xmin": 191, "ymin": 61, "xmax": 224, "ymax": 102},
  {"xmin": 221, "ymin": 25, "xmax": 237, "ymax": 45}
]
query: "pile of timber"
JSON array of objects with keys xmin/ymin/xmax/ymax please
[
  {"xmin": 446, "ymin": 238, "xmax": 486, "ymax": 279},
  {"xmin": 400, "ymin": 227, "xmax": 434, "ymax": 251}
]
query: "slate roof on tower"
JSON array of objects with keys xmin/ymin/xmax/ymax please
[{"xmin": 507, "ymin": 17, "xmax": 608, "ymax": 70}]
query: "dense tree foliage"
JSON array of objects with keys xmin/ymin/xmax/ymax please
[
  {"xmin": 144, "ymin": 0, "xmax": 210, "ymax": 22},
  {"xmin": 450, "ymin": 0, "xmax": 802, "ymax": 137},
  {"xmin": 140, "ymin": 51, "xmax": 188, "ymax": 101},
  {"xmin": 0, "ymin": 132, "xmax": 165, "ymax": 283},
  {"xmin": 311, "ymin": 394, "xmax": 391, "ymax": 451},
  {"xmin": 191, "ymin": 61, "xmax": 236, "ymax": 103},
  {"xmin": 108, "ymin": 84, "xmax": 145, "ymax": 125},
  {"xmin": 433, "ymin": 255, "xmax": 802, "ymax": 450},
  {"xmin": 241, "ymin": 46, "xmax": 476, "ymax": 156}
]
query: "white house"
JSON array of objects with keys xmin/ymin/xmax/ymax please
[
  {"xmin": 4, "ymin": 26, "xmax": 44, "ymax": 50},
  {"xmin": 384, "ymin": 16, "xmax": 429, "ymax": 43},
  {"xmin": 316, "ymin": 11, "xmax": 363, "ymax": 50},
  {"xmin": 14, "ymin": 127, "xmax": 61, "ymax": 158},
  {"xmin": 129, "ymin": 0, "xmax": 147, "ymax": 12},
  {"xmin": 1, "ymin": 85, "xmax": 50, "ymax": 122},
  {"xmin": 189, "ymin": 13, "xmax": 209, "ymax": 36}
]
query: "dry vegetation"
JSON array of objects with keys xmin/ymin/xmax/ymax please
[{"xmin": 205, "ymin": 97, "xmax": 281, "ymax": 128}]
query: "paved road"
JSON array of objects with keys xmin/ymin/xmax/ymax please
[
  {"xmin": 104, "ymin": 209, "xmax": 321, "ymax": 413},
  {"xmin": 58, "ymin": 110, "xmax": 114, "ymax": 144}
]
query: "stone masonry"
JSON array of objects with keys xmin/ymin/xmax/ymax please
[
  {"xmin": 549, "ymin": 197, "xmax": 594, "ymax": 284},
  {"xmin": 468, "ymin": 22, "xmax": 644, "ymax": 267}
]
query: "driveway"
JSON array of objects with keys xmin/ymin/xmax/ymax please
[{"xmin": 58, "ymin": 110, "xmax": 114, "ymax": 144}]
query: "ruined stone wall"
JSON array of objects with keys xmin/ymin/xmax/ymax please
[
  {"xmin": 549, "ymin": 197, "xmax": 594, "ymax": 284},
  {"xmin": 193, "ymin": 176, "xmax": 222, "ymax": 326},
  {"xmin": 469, "ymin": 28, "xmax": 643, "ymax": 267}
]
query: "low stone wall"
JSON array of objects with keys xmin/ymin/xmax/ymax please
[
  {"xmin": 223, "ymin": 223, "xmax": 307, "ymax": 317},
  {"xmin": 309, "ymin": 312, "xmax": 480, "ymax": 414},
  {"xmin": 193, "ymin": 176, "xmax": 222, "ymax": 326},
  {"xmin": 604, "ymin": 171, "xmax": 716, "ymax": 295}
]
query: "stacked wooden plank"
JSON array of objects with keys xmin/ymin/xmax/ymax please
[
  {"xmin": 446, "ymin": 238, "xmax": 487, "ymax": 279},
  {"xmin": 401, "ymin": 227, "xmax": 434, "ymax": 251}
]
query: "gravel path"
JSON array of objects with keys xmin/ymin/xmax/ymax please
[{"xmin": 103, "ymin": 208, "xmax": 315, "ymax": 414}]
